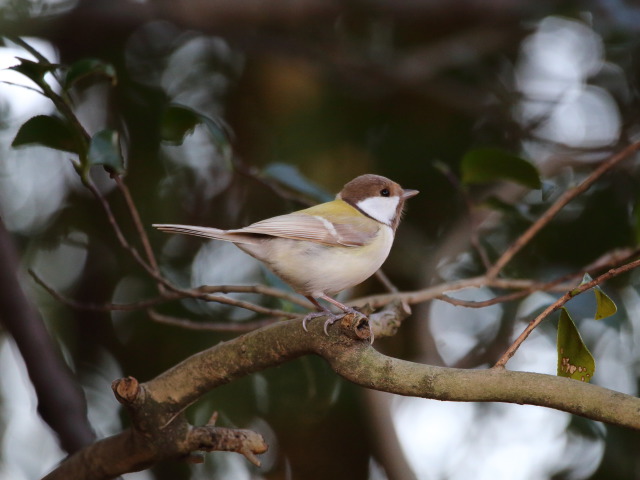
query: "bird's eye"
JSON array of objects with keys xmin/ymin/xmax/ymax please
[{"xmin": 380, "ymin": 188, "xmax": 390, "ymax": 197}]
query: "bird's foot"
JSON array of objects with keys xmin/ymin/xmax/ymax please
[
  {"xmin": 302, "ymin": 307, "xmax": 373, "ymax": 343},
  {"xmin": 302, "ymin": 311, "xmax": 331, "ymax": 332},
  {"xmin": 302, "ymin": 305, "xmax": 373, "ymax": 344},
  {"xmin": 322, "ymin": 307, "xmax": 362, "ymax": 336}
]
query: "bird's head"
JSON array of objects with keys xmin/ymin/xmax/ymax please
[{"xmin": 338, "ymin": 174, "xmax": 418, "ymax": 230}]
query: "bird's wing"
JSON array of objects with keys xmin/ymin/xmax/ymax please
[
  {"xmin": 232, "ymin": 213, "xmax": 378, "ymax": 247},
  {"xmin": 153, "ymin": 224, "xmax": 263, "ymax": 245}
]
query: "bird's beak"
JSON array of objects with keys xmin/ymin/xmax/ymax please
[{"xmin": 402, "ymin": 189, "xmax": 419, "ymax": 199}]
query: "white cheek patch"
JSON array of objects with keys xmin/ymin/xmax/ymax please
[{"xmin": 356, "ymin": 196, "xmax": 399, "ymax": 226}]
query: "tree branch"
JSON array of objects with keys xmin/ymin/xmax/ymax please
[
  {"xmin": 148, "ymin": 309, "xmax": 277, "ymax": 332},
  {"xmin": 495, "ymin": 255, "xmax": 640, "ymax": 368},
  {"xmin": 350, "ymin": 275, "xmax": 570, "ymax": 309},
  {"xmin": 43, "ymin": 312, "xmax": 640, "ymax": 479},
  {"xmin": 0, "ymin": 218, "xmax": 95, "ymax": 454},
  {"xmin": 31, "ymin": 268, "xmax": 301, "ymax": 318},
  {"xmin": 113, "ymin": 175, "xmax": 166, "ymax": 294},
  {"xmin": 353, "ymin": 243, "xmax": 640, "ymax": 311},
  {"xmin": 486, "ymin": 141, "xmax": 640, "ymax": 278}
]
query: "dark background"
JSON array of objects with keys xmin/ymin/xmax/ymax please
[{"xmin": 1, "ymin": 1, "xmax": 640, "ymax": 479}]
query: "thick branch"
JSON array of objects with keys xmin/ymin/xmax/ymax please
[
  {"xmin": 0, "ymin": 218, "xmax": 95, "ymax": 453},
  {"xmin": 45, "ymin": 313, "xmax": 640, "ymax": 479}
]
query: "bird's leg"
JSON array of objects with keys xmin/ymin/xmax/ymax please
[
  {"xmin": 302, "ymin": 296, "xmax": 334, "ymax": 332},
  {"xmin": 318, "ymin": 294, "xmax": 359, "ymax": 317}
]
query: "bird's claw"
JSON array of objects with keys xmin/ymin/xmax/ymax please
[
  {"xmin": 323, "ymin": 314, "xmax": 344, "ymax": 336},
  {"xmin": 302, "ymin": 311, "xmax": 329, "ymax": 332},
  {"xmin": 302, "ymin": 311, "xmax": 343, "ymax": 333}
]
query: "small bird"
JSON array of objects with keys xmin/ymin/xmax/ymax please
[{"xmin": 154, "ymin": 174, "xmax": 417, "ymax": 337}]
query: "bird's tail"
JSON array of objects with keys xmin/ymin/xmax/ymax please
[{"xmin": 152, "ymin": 224, "xmax": 260, "ymax": 244}]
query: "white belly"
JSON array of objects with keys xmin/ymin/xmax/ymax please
[{"xmin": 239, "ymin": 225, "xmax": 394, "ymax": 297}]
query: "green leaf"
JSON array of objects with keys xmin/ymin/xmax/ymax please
[
  {"xmin": 12, "ymin": 115, "xmax": 80, "ymax": 153},
  {"xmin": 572, "ymin": 273, "xmax": 617, "ymax": 320},
  {"xmin": 263, "ymin": 163, "xmax": 332, "ymax": 202},
  {"xmin": 461, "ymin": 148, "xmax": 541, "ymax": 189},
  {"xmin": 160, "ymin": 104, "xmax": 231, "ymax": 146},
  {"xmin": 557, "ymin": 308, "xmax": 595, "ymax": 382},
  {"xmin": 88, "ymin": 129, "xmax": 125, "ymax": 173},
  {"xmin": 160, "ymin": 105, "xmax": 200, "ymax": 145},
  {"xmin": 594, "ymin": 287, "xmax": 617, "ymax": 320},
  {"xmin": 9, "ymin": 57, "xmax": 58, "ymax": 85},
  {"xmin": 64, "ymin": 59, "xmax": 117, "ymax": 90}
]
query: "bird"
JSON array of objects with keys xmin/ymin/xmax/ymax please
[{"xmin": 153, "ymin": 174, "xmax": 418, "ymax": 338}]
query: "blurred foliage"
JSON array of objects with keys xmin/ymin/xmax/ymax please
[
  {"xmin": 461, "ymin": 147, "xmax": 541, "ymax": 189},
  {"xmin": 2, "ymin": 1, "xmax": 640, "ymax": 479}
]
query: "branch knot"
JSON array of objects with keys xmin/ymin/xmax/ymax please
[{"xmin": 112, "ymin": 376, "xmax": 142, "ymax": 405}]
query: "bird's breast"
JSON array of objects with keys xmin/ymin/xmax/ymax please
[{"xmin": 239, "ymin": 225, "xmax": 394, "ymax": 297}]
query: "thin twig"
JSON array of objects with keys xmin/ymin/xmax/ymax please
[
  {"xmin": 148, "ymin": 310, "xmax": 277, "ymax": 332},
  {"xmin": 487, "ymin": 141, "xmax": 640, "ymax": 278},
  {"xmin": 83, "ymin": 177, "xmax": 135, "ymax": 255},
  {"xmin": 373, "ymin": 267, "xmax": 413, "ymax": 317},
  {"xmin": 408, "ymin": 247, "xmax": 639, "ymax": 309},
  {"xmin": 29, "ymin": 269, "xmax": 174, "ymax": 311},
  {"xmin": 435, "ymin": 274, "xmax": 581, "ymax": 309},
  {"xmin": 31, "ymin": 268, "xmax": 301, "ymax": 318},
  {"xmin": 113, "ymin": 175, "xmax": 166, "ymax": 294},
  {"xmin": 350, "ymin": 276, "xmax": 570, "ymax": 309},
  {"xmin": 494, "ymin": 256, "xmax": 640, "ymax": 368},
  {"xmin": 194, "ymin": 284, "xmax": 313, "ymax": 309},
  {"xmin": 437, "ymin": 289, "xmax": 541, "ymax": 308},
  {"xmin": 374, "ymin": 270, "xmax": 398, "ymax": 293},
  {"xmin": 81, "ymin": 174, "xmax": 181, "ymax": 294},
  {"xmin": 197, "ymin": 293, "xmax": 299, "ymax": 318}
]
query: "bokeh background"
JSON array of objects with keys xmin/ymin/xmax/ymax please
[{"xmin": 2, "ymin": 1, "xmax": 640, "ymax": 479}]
